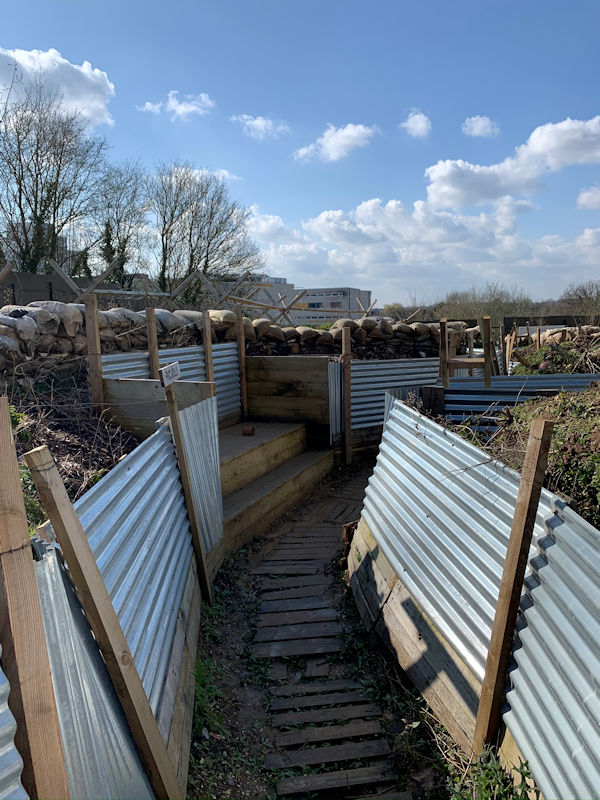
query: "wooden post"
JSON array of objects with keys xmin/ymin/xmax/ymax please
[
  {"xmin": 23, "ymin": 445, "xmax": 184, "ymax": 800},
  {"xmin": 85, "ymin": 294, "xmax": 104, "ymax": 412},
  {"xmin": 342, "ymin": 327, "xmax": 352, "ymax": 466},
  {"xmin": 526, "ymin": 320, "xmax": 531, "ymax": 345},
  {"xmin": 439, "ymin": 319, "xmax": 449, "ymax": 388},
  {"xmin": 159, "ymin": 372, "xmax": 213, "ymax": 605},
  {"xmin": 500, "ymin": 324, "xmax": 507, "ymax": 374},
  {"xmin": 0, "ymin": 399, "xmax": 70, "ymax": 800},
  {"xmin": 448, "ymin": 331, "xmax": 457, "ymax": 378},
  {"xmin": 482, "ymin": 316, "xmax": 492, "ymax": 389},
  {"xmin": 146, "ymin": 307, "xmax": 160, "ymax": 380},
  {"xmin": 536, "ymin": 327, "xmax": 542, "ymax": 350},
  {"xmin": 467, "ymin": 330, "xmax": 474, "ymax": 377},
  {"xmin": 236, "ymin": 312, "xmax": 247, "ymax": 418},
  {"xmin": 202, "ymin": 312, "xmax": 215, "ymax": 383},
  {"xmin": 473, "ymin": 418, "xmax": 554, "ymax": 754}
]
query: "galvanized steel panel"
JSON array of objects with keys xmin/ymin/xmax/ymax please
[
  {"xmin": 350, "ymin": 358, "xmax": 439, "ymax": 429},
  {"xmin": 72, "ymin": 425, "xmax": 193, "ymax": 713},
  {"xmin": 0, "ymin": 648, "xmax": 27, "ymax": 800},
  {"xmin": 212, "ymin": 343, "xmax": 241, "ymax": 419},
  {"xmin": 101, "ymin": 351, "xmax": 150, "ymax": 379},
  {"xmin": 35, "ymin": 548, "xmax": 154, "ymax": 800},
  {"xmin": 328, "ymin": 361, "xmax": 342, "ymax": 440},
  {"xmin": 158, "ymin": 346, "xmax": 206, "ymax": 382},
  {"xmin": 178, "ymin": 397, "xmax": 223, "ymax": 553}
]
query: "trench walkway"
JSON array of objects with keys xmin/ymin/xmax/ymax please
[{"xmin": 250, "ymin": 469, "xmax": 411, "ymax": 800}]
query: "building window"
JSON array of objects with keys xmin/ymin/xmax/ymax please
[{"xmin": 308, "ymin": 302, "xmax": 322, "ymax": 309}]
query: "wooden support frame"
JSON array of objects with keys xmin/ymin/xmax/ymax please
[
  {"xmin": 356, "ymin": 296, "xmax": 377, "ymax": 318},
  {"xmin": 24, "ymin": 445, "xmax": 183, "ymax": 800},
  {"xmin": 467, "ymin": 330, "xmax": 474, "ymax": 376},
  {"xmin": 273, "ymin": 290, "xmax": 307, "ymax": 325},
  {"xmin": 236, "ymin": 312, "xmax": 247, "ymax": 418},
  {"xmin": 202, "ymin": 312, "xmax": 215, "ymax": 383},
  {"xmin": 482, "ymin": 316, "xmax": 492, "ymax": 389},
  {"xmin": 73, "ymin": 256, "xmax": 123, "ymax": 302},
  {"xmin": 158, "ymin": 372, "xmax": 213, "ymax": 605},
  {"xmin": 536, "ymin": 327, "xmax": 541, "ymax": 351},
  {"xmin": 473, "ymin": 418, "xmax": 554, "ymax": 753},
  {"xmin": 341, "ymin": 328, "xmax": 352, "ymax": 465},
  {"xmin": 146, "ymin": 307, "xmax": 160, "ymax": 380},
  {"xmin": 85, "ymin": 294, "xmax": 104, "ymax": 412},
  {"xmin": 439, "ymin": 319, "xmax": 449, "ymax": 388},
  {"xmin": 0, "ymin": 399, "xmax": 70, "ymax": 800}
]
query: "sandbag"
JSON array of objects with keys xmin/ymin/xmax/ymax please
[
  {"xmin": 331, "ymin": 318, "xmax": 358, "ymax": 331},
  {"xmin": 0, "ymin": 314, "xmax": 38, "ymax": 342},
  {"xmin": 282, "ymin": 327, "xmax": 299, "ymax": 341},
  {"xmin": 296, "ymin": 326, "xmax": 320, "ymax": 343},
  {"xmin": 243, "ymin": 317, "xmax": 256, "ymax": 342},
  {"xmin": 252, "ymin": 318, "xmax": 271, "ymax": 339},
  {"xmin": 224, "ymin": 326, "xmax": 239, "ymax": 341},
  {"xmin": 410, "ymin": 322, "xmax": 431, "ymax": 337},
  {"xmin": 352, "ymin": 327, "xmax": 368, "ymax": 344},
  {"xmin": 208, "ymin": 309, "xmax": 237, "ymax": 329},
  {"xmin": 358, "ymin": 316, "xmax": 378, "ymax": 332},
  {"xmin": 1, "ymin": 305, "xmax": 59, "ymax": 335},
  {"xmin": 317, "ymin": 330, "xmax": 334, "ymax": 345},
  {"xmin": 176, "ymin": 309, "xmax": 205, "ymax": 324},
  {"xmin": 108, "ymin": 307, "xmax": 145, "ymax": 330},
  {"xmin": 265, "ymin": 324, "xmax": 285, "ymax": 342},
  {"xmin": 0, "ymin": 334, "xmax": 24, "ymax": 361},
  {"xmin": 393, "ymin": 322, "xmax": 415, "ymax": 336},
  {"xmin": 28, "ymin": 301, "xmax": 82, "ymax": 337}
]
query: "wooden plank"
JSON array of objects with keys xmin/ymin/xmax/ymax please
[
  {"xmin": 342, "ymin": 327, "xmax": 353, "ymax": 465},
  {"xmin": 168, "ymin": 643, "xmax": 195, "ymax": 791},
  {"xmin": 272, "ymin": 703, "xmax": 381, "ymax": 728},
  {"xmin": 272, "ymin": 679, "xmax": 360, "ymax": 697},
  {"xmin": 258, "ymin": 607, "xmax": 338, "ymax": 626},
  {"xmin": 85, "ymin": 293, "xmax": 104, "ymax": 412},
  {"xmin": 246, "ymin": 355, "xmax": 330, "ymax": 375},
  {"xmin": 266, "ymin": 739, "xmax": 389, "ymax": 769},
  {"xmin": 276, "ymin": 763, "xmax": 394, "ymax": 796},
  {"xmin": 266, "ymin": 548, "xmax": 337, "ymax": 560},
  {"xmin": 252, "ymin": 562, "xmax": 320, "ymax": 575},
  {"xmin": 482, "ymin": 315, "xmax": 492, "ymax": 388},
  {"xmin": 146, "ymin": 307, "xmax": 160, "ymax": 380},
  {"xmin": 439, "ymin": 318, "xmax": 448, "ymax": 387},
  {"xmin": 473, "ymin": 418, "xmax": 554, "ymax": 753},
  {"xmin": 251, "ymin": 637, "xmax": 343, "ymax": 658},
  {"xmin": 23, "ymin": 445, "xmax": 183, "ymax": 800},
  {"xmin": 236, "ymin": 311, "xmax": 247, "ymax": 417},
  {"xmin": 259, "ymin": 597, "xmax": 330, "ymax": 613},
  {"xmin": 447, "ymin": 358, "xmax": 485, "ymax": 368},
  {"xmin": 274, "ymin": 719, "xmax": 380, "ymax": 748},
  {"xmin": 246, "ymin": 396, "xmax": 330, "ymax": 424},
  {"xmin": 0, "ymin": 399, "xmax": 69, "ymax": 800},
  {"xmin": 255, "ymin": 621, "xmax": 342, "ymax": 642},
  {"xmin": 270, "ymin": 690, "xmax": 370, "ymax": 711},
  {"xmin": 260, "ymin": 585, "xmax": 327, "ymax": 602},
  {"xmin": 259, "ymin": 574, "xmax": 329, "ymax": 591},
  {"xmin": 244, "ymin": 379, "xmax": 330, "ymax": 397},
  {"xmin": 202, "ymin": 312, "xmax": 215, "ymax": 382}
]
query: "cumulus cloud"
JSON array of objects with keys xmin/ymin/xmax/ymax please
[
  {"xmin": 248, "ymin": 208, "xmax": 301, "ymax": 243},
  {"xmin": 294, "ymin": 123, "xmax": 378, "ymax": 162},
  {"xmin": 137, "ymin": 89, "xmax": 215, "ymax": 121},
  {"xmin": 399, "ymin": 110, "xmax": 431, "ymax": 138},
  {"xmin": 577, "ymin": 185, "xmax": 600, "ymax": 209},
  {"xmin": 230, "ymin": 114, "xmax": 290, "ymax": 140},
  {"xmin": 426, "ymin": 115, "xmax": 600, "ymax": 207},
  {"xmin": 462, "ymin": 115, "xmax": 500, "ymax": 137},
  {"xmin": 0, "ymin": 46, "xmax": 114, "ymax": 126}
]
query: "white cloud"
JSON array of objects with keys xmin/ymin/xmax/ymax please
[
  {"xmin": 294, "ymin": 123, "xmax": 379, "ymax": 162},
  {"xmin": 248, "ymin": 208, "xmax": 300, "ymax": 243},
  {"xmin": 137, "ymin": 89, "xmax": 215, "ymax": 121},
  {"xmin": 462, "ymin": 115, "xmax": 500, "ymax": 138},
  {"xmin": 399, "ymin": 110, "xmax": 431, "ymax": 138},
  {"xmin": 426, "ymin": 115, "xmax": 600, "ymax": 207},
  {"xmin": 212, "ymin": 168, "xmax": 242, "ymax": 181},
  {"xmin": 230, "ymin": 113, "xmax": 290, "ymax": 140},
  {"xmin": 0, "ymin": 46, "xmax": 114, "ymax": 126},
  {"xmin": 577, "ymin": 185, "xmax": 600, "ymax": 209}
]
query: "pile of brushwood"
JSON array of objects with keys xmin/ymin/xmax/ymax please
[
  {"xmin": 479, "ymin": 387, "xmax": 600, "ymax": 529},
  {"xmin": 512, "ymin": 333, "xmax": 600, "ymax": 375}
]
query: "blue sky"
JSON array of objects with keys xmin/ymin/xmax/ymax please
[{"xmin": 2, "ymin": 0, "xmax": 600, "ymax": 304}]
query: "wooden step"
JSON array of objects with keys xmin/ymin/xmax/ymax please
[
  {"xmin": 258, "ymin": 607, "xmax": 338, "ymax": 627},
  {"xmin": 271, "ymin": 679, "xmax": 360, "ymax": 696},
  {"xmin": 270, "ymin": 690, "xmax": 370, "ymax": 711},
  {"xmin": 274, "ymin": 719, "xmax": 381, "ymax": 748},
  {"xmin": 223, "ymin": 450, "xmax": 334, "ymax": 551},
  {"xmin": 266, "ymin": 738, "xmax": 390, "ymax": 769},
  {"xmin": 255, "ymin": 621, "xmax": 342, "ymax": 642},
  {"xmin": 259, "ymin": 585, "xmax": 330, "ymax": 602},
  {"xmin": 253, "ymin": 562, "xmax": 321, "ymax": 575},
  {"xmin": 260, "ymin": 574, "xmax": 329, "ymax": 591},
  {"xmin": 252, "ymin": 637, "xmax": 343, "ymax": 659},
  {"xmin": 259, "ymin": 597, "xmax": 331, "ymax": 613},
  {"xmin": 276, "ymin": 762, "xmax": 394, "ymax": 796},
  {"xmin": 272, "ymin": 703, "xmax": 381, "ymax": 728},
  {"xmin": 220, "ymin": 422, "xmax": 307, "ymax": 497}
]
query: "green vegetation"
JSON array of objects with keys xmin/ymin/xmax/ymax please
[
  {"xmin": 450, "ymin": 750, "xmax": 539, "ymax": 800},
  {"xmin": 435, "ymin": 283, "xmax": 533, "ymax": 327},
  {"xmin": 193, "ymin": 655, "xmax": 225, "ymax": 735}
]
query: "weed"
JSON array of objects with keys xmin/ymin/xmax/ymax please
[
  {"xmin": 19, "ymin": 465, "xmax": 46, "ymax": 531},
  {"xmin": 448, "ymin": 748, "xmax": 539, "ymax": 800},
  {"xmin": 193, "ymin": 655, "xmax": 225, "ymax": 735}
]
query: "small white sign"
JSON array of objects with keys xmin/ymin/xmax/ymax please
[{"xmin": 159, "ymin": 361, "xmax": 181, "ymax": 388}]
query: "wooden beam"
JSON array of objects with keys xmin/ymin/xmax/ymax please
[
  {"xmin": 23, "ymin": 445, "xmax": 184, "ymax": 800},
  {"xmin": 536, "ymin": 327, "xmax": 541, "ymax": 351},
  {"xmin": 342, "ymin": 328, "xmax": 352, "ymax": 466},
  {"xmin": 273, "ymin": 290, "xmax": 307, "ymax": 326},
  {"xmin": 48, "ymin": 258, "xmax": 81, "ymax": 295},
  {"xmin": 146, "ymin": 308, "xmax": 160, "ymax": 380},
  {"xmin": 447, "ymin": 358, "xmax": 485, "ymax": 368},
  {"xmin": 439, "ymin": 319, "xmax": 449, "ymax": 388},
  {"xmin": 467, "ymin": 329, "xmax": 475, "ymax": 376},
  {"xmin": 85, "ymin": 294, "xmax": 104, "ymax": 412},
  {"xmin": 215, "ymin": 270, "xmax": 251, "ymax": 306},
  {"xmin": 0, "ymin": 399, "xmax": 70, "ymax": 800},
  {"xmin": 159, "ymin": 375, "xmax": 213, "ymax": 605},
  {"xmin": 500, "ymin": 324, "xmax": 507, "ymax": 374},
  {"xmin": 473, "ymin": 418, "xmax": 554, "ymax": 753},
  {"xmin": 236, "ymin": 312, "xmax": 247, "ymax": 418},
  {"xmin": 202, "ymin": 312, "xmax": 214, "ymax": 383},
  {"xmin": 73, "ymin": 256, "xmax": 123, "ymax": 302},
  {"xmin": 482, "ymin": 316, "xmax": 492, "ymax": 389},
  {"xmin": 169, "ymin": 270, "xmax": 206, "ymax": 301}
]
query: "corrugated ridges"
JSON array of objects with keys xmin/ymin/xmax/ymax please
[{"xmin": 0, "ymin": 646, "xmax": 28, "ymax": 800}]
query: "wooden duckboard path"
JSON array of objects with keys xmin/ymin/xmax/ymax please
[{"xmin": 251, "ymin": 474, "xmax": 407, "ymax": 799}]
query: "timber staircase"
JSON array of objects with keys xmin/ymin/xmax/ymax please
[{"xmin": 251, "ymin": 476, "xmax": 410, "ymax": 799}]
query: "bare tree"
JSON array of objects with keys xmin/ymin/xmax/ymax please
[
  {"xmin": 0, "ymin": 77, "xmax": 107, "ymax": 273},
  {"xmin": 560, "ymin": 280, "xmax": 600, "ymax": 322}
]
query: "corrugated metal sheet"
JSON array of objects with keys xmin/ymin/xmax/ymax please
[
  {"xmin": 0, "ymin": 648, "xmax": 27, "ymax": 800},
  {"xmin": 34, "ymin": 547, "xmax": 154, "ymax": 800},
  {"xmin": 328, "ymin": 361, "xmax": 342, "ymax": 440},
  {"xmin": 101, "ymin": 351, "xmax": 150, "ymax": 379},
  {"xmin": 350, "ymin": 358, "xmax": 439, "ymax": 429},
  {"xmin": 72, "ymin": 425, "xmax": 193, "ymax": 713},
  {"xmin": 158, "ymin": 346, "xmax": 206, "ymax": 382},
  {"xmin": 212, "ymin": 343, "xmax": 241, "ymax": 419},
  {"xmin": 503, "ymin": 502, "xmax": 600, "ymax": 800},
  {"xmin": 362, "ymin": 399, "xmax": 555, "ymax": 681},
  {"xmin": 178, "ymin": 397, "xmax": 223, "ymax": 553}
]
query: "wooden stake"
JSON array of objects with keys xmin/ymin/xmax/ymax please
[
  {"xmin": 467, "ymin": 330, "xmax": 474, "ymax": 377},
  {"xmin": 160, "ymin": 376, "xmax": 213, "ymax": 605},
  {"xmin": 85, "ymin": 294, "xmax": 104, "ymax": 412},
  {"xmin": 341, "ymin": 327, "xmax": 352, "ymax": 465},
  {"xmin": 473, "ymin": 418, "xmax": 554, "ymax": 754},
  {"xmin": 482, "ymin": 316, "xmax": 492, "ymax": 389},
  {"xmin": 448, "ymin": 331, "xmax": 457, "ymax": 378},
  {"xmin": 236, "ymin": 312, "xmax": 247, "ymax": 418},
  {"xmin": 146, "ymin": 307, "xmax": 160, "ymax": 380},
  {"xmin": 202, "ymin": 312, "xmax": 215, "ymax": 383},
  {"xmin": 23, "ymin": 445, "xmax": 183, "ymax": 800},
  {"xmin": 500, "ymin": 324, "xmax": 507, "ymax": 374},
  {"xmin": 536, "ymin": 327, "xmax": 541, "ymax": 351},
  {"xmin": 0, "ymin": 399, "xmax": 70, "ymax": 800},
  {"xmin": 439, "ymin": 319, "xmax": 449, "ymax": 387}
]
